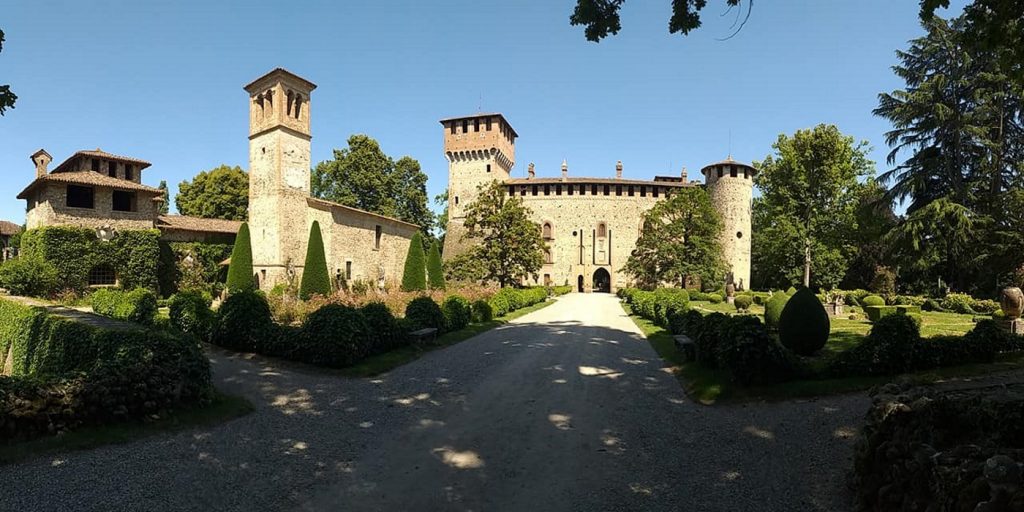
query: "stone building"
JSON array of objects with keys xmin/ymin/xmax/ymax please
[
  {"xmin": 441, "ymin": 113, "xmax": 756, "ymax": 293},
  {"xmin": 0, "ymin": 221, "xmax": 21, "ymax": 261},
  {"xmin": 244, "ymin": 68, "xmax": 419, "ymax": 291}
]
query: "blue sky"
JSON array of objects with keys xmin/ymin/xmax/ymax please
[{"xmin": 0, "ymin": 0, "xmax": 969, "ymax": 223}]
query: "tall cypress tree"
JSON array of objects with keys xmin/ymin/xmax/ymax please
[
  {"xmin": 401, "ymin": 232, "xmax": 427, "ymax": 292},
  {"xmin": 299, "ymin": 221, "xmax": 331, "ymax": 299},
  {"xmin": 426, "ymin": 240, "xmax": 445, "ymax": 290},
  {"xmin": 226, "ymin": 222, "xmax": 254, "ymax": 293}
]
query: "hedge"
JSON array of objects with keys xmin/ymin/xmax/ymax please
[
  {"xmin": 864, "ymin": 304, "xmax": 921, "ymax": 322},
  {"xmin": 91, "ymin": 288, "xmax": 159, "ymax": 325},
  {"xmin": 0, "ymin": 298, "xmax": 211, "ymax": 442},
  {"xmin": 19, "ymin": 226, "xmax": 160, "ymax": 293},
  {"xmin": 489, "ymin": 287, "xmax": 547, "ymax": 317}
]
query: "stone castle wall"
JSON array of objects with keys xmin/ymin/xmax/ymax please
[
  {"xmin": 25, "ymin": 185, "xmax": 158, "ymax": 231},
  {"xmin": 704, "ymin": 165, "xmax": 754, "ymax": 289}
]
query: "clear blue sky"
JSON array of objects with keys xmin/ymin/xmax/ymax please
[{"xmin": 0, "ymin": 0, "xmax": 969, "ymax": 223}]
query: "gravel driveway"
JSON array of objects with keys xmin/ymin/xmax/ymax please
[{"xmin": 0, "ymin": 293, "xmax": 867, "ymax": 511}]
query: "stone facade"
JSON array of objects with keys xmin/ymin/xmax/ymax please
[
  {"xmin": 442, "ymin": 113, "xmax": 755, "ymax": 292},
  {"xmin": 245, "ymin": 69, "xmax": 418, "ymax": 291}
]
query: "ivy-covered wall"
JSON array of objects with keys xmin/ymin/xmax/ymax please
[
  {"xmin": 20, "ymin": 227, "xmax": 161, "ymax": 292},
  {"xmin": 157, "ymin": 241, "xmax": 234, "ymax": 298}
]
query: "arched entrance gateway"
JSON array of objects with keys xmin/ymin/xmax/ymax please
[
  {"xmin": 577, "ymin": 275, "xmax": 584, "ymax": 293},
  {"xmin": 592, "ymin": 268, "xmax": 611, "ymax": 293}
]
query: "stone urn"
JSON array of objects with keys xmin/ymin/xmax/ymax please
[{"xmin": 1001, "ymin": 287, "xmax": 1024, "ymax": 320}]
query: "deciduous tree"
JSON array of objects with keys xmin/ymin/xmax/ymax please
[
  {"xmin": 461, "ymin": 181, "xmax": 544, "ymax": 288},
  {"xmin": 176, "ymin": 165, "xmax": 249, "ymax": 221}
]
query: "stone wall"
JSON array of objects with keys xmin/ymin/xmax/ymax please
[
  {"xmin": 704, "ymin": 166, "xmax": 754, "ymax": 289},
  {"xmin": 25, "ymin": 184, "xmax": 158, "ymax": 231}
]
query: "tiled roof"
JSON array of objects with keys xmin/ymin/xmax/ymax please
[
  {"xmin": 0, "ymin": 221, "xmax": 21, "ymax": 236},
  {"xmin": 51, "ymin": 149, "xmax": 152, "ymax": 174},
  {"xmin": 17, "ymin": 171, "xmax": 163, "ymax": 199},
  {"xmin": 156, "ymin": 215, "xmax": 241, "ymax": 234},
  {"xmin": 306, "ymin": 197, "xmax": 420, "ymax": 229},
  {"xmin": 507, "ymin": 176, "xmax": 694, "ymax": 187}
]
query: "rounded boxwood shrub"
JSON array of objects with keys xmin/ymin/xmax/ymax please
[
  {"xmin": 733, "ymin": 295, "xmax": 753, "ymax": 311},
  {"xmin": 764, "ymin": 292, "xmax": 789, "ymax": 329},
  {"xmin": 861, "ymin": 295, "xmax": 886, "ymax": 307},
  {"xmin": 488, "ymin": 293, "xmax": 510, "ymax": 318},
  {"xmin": 169, "ymin": 290, "xmax": 213, "ymax": 339},
  {"xmin": 441, "ymin": 295, "xmax": 472, "ymax": 331},
  {"xmin": 405, "ymin": 296, "xmax": 445, "ymax": 332},
  {"xmin": 212, "ymin": 290, "xmax": 272, "ymax": 352},
  {"xmin": 707, "ymin": 293, "xmax": 724, "ymax": 304},
  {"xmin": 778, "ymin": 288, "xmax": 830, "ymax": 356},
  {"xmin": 299, "ymin": 304, "xmax": 370, "ymax": 367},
  {"xmin": 0, "ymin": 256, "xmax": 58, "ymax": 297},
  {"xmin": 471, "ymin": 299, "xmax": 493, "ymax": 323},
  {"xmin": 360, "ymin": 302, "xmax": 401, "ymax": 354}
]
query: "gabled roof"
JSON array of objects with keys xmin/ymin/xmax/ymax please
[
  {"xmin": 244, "ymin": 67, "xmax": 317, "ymax": 93},
  {"xmin": 0, "ymin": 221, "xmax": 22, "ymax": 236},
  {"xmin": 17, "ymin": 171, "xmax": 163, "ymax": 199},
  {"xmin": 156, "ymin": 215, "xmax": 241, "ymax": 234},
  {"xmin": 306, "ymin": 197, "xmax": 420, "ymax": 229},
  {"xmin": 51, "ymin": 148, "xmax": 152, "ymax": 174}
]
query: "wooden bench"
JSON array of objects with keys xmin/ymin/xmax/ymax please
[
  {"xmin": 673, "ymin": 334, "xmax": 698, "ymax": 362},
  {"xmin": 409, "ymin": 327, "xmax": 439, "ymax": 346}
]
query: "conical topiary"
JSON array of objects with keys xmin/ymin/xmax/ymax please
[
  {"xmin": 778, "ymin": 287, "xmax": 831, "ymax": 356},
  {"xmin": 299, "ymin": 221, "xmax": 331, "ymax": 300},
  {"xmin": 401, "ymin": 232, "xmax": 427, "ymax": 292},
  {"xmin": 764, "ymin": 292, "xmax": 789, "ymax": 329},
  {"xmin": 426, "ymin": 240, "xmax": 445, "ymax": 290},
  {"xmin": 226, "ymin": 222, "xmax": 254, "ymax": 293}
]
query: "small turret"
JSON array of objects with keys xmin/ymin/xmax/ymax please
[
  {"xmin": 31, "ymin": 149, "xmax": 52, "ymax": 178},
  {"xmin": 561, "ymin": 159, "xmax": 568, "ymax": 180}
]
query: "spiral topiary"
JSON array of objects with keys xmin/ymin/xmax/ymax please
[{"xmin": 778, "ymin": 288, "xmax": 831, "ymax": 356}]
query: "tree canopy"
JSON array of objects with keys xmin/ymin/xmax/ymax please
[
  {"xmin": 312, "ymin": 135, "xmax": 434, "ymax": 238},
  {"xmin": 0, "ymin": 29, "xmax": 16, "ymax": 116},
  {"xmin": 625, "ymin": 187, "xmax": 726, "ymax": 288},
  {"xmin": 157, "ymin": 181, "xmax": 170, "ymax": 215},
  {"xmin": 460, "ymin": 181, "xmax": 545, "ymax": 288},
  {"xmin": 570, "ymin": 0, "xmax": 748, "ymax": 42},
  {"xmin": 176, "ymin": 165, "xmax": 249, "ymax": 221}
]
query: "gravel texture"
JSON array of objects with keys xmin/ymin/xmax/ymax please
[{"xmin": 0, "ymin": 293, "xmax": 867, "ymax": 511}]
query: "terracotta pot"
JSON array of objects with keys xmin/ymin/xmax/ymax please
[
  {"xmin": 1001, "ymin": 287, "xmax": 1024, "ymax": 320},
  {"xmin": 725, "ymin": 283, "xmax": 736, "ymax": 298}
]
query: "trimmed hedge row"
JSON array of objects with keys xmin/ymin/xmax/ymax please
[
  {"xmin": 0, "ymin": 298, "xmax": 211, "ymax": 442},
  {"xmin": 619, "ymin": 288, "xmax": 691, "ymax": 334},
  {"xmin": 488, "ymin": 287, "xmax": 548, "ymax": 317},
  {"xmin": 91, "ymin": 288, "xmax": 159, "ymax": 325},
  {"xmin": 676, "ymin": 311, "xmax": 796, "ymax": 386}
]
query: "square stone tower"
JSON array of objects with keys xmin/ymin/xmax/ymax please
[
  {"xmin": 440, "ymin": 113, "xmax": 517, "ymax": 260},
  {"xmin": 244, "ymin": 68, "xmax": 317, "ymax": 289}
]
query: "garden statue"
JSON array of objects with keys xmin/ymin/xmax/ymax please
[
  {"xmin": 824, "ymin": 290, "xmax": 844, "ymax": 317},
  {"xmin": 725, "ymin": 282, "xmax": 736, "ymax": 304},
  {"xmin": 1000, "ymin": 287, "xmax": 1024, "ymax": 334}
]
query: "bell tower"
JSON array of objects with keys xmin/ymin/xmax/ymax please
[
  {"xmin": 244, "ymin": 68, "xmax": 317, "ymax": 289},
  {"xmin": 440, "ymin": 113, "xmax": 517, "ymax": 260}
]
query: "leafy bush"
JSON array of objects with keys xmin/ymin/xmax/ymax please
[
  {"xmin": 861, "ymin": 295, "xmax": 886, "ymax": 307},
  {"xmin": 922, "ymin": 298, "xmax": 945, "ymax": 312},
  {"xmin": 870, "ymin": 266, "xmax": 897, "ymax": 297},
  {"xmin": 941, "ymin": 293, "xmax": 975, "ymax": 314},
  {"xmin": 828, "ymin": 314, "xmax": 921, "ymax": 376},
  {"xmin": 472, "ymin": 299, "xmax": 493, "ymax": 322},
  {"xmin": 785, "ymin": 286, "xmax": 798, "ymax": 295},
  {"xmin": 211, "ymin": 290, "xmax": 272, "ymax": 352},
  {"xmin": 168, "ymin": 290, "xmax": 214, "ymax": 339},
  {"xmin": 843, "ymin": 289, "xmax": 870, "ymax": 307},
  {"xmin": 488, "ymin": 293, "xmax": 510, "ymax": 317},
  {"xmin": 299, "ymin": 221, "xmax": 331, "ymax": 300},
  {"xmin": 90, "ymin": 288, "xmax": 158, "ymax": 325},
  {"xmin": 19, "ymin": 226, "xmax": 160, "ymax": 293},
  {"xmin": 401, "ymin": 232, "xmax": 427, "ymax": 292},
  {"xmin": 359, "ymin": 302, "xmax": 403, "ymax": 354},
  {"xmin": 441, "ymin": 295, "xmax": 472, "ymax": 331},
  {"xmin": 970, "ymin": 298, "xmax": 1000, "ymax": 315},
  {"xmin": 707, "ymin": 293, "xmax": 723, "ymax": 304},
  {"xmin": 891, "ymin": 295, "xmax": 926, "ymax": 307},
  {"xmin": 865, "ymin": 305, "xmax": 921, "ymax": 322},
  {"xmin": 778, "ymin": 288, "xmax": 830, "ymax": 356},
  {"xmin": 764, "ymin": 293, "xmax": 789, "ymax": 329},
  {"xmin": 716, "ymin": 315, "xmax": 794, "ymax": 385},
  {"xmin": 550, "ymin": 285, "xmax": 573, "ymax": 296},
  {"xmin": 733, "ymin": 295, "xmax": 753, "ymax": 311},
  {"xmin": 405, "ymin": 296, "xmax": 445, "ymax": 332},
  {"xmin": 0, "ymin": 256, "xmax": 58, "ymax": 297},
  {"xmin": 295, "ymin": 304, "xmax": 370, "ymax": 367},
  {"xmin": 653, "ymin": 288, "xmax": 689, "ymax": 326},
  {"xmin": 692, "ymin": 312, "xmax": 729, "ymax": 368}
]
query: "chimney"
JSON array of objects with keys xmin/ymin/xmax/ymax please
[
  {"xmin": 30, "ymin": 149, "xmax": 53, "ymax": 178},
  {"xmin": 615, "ymin": 160, "xmax": 623, "ymax": 179},
  {"xmin": 527, "ymin": 162, "xmax": 535, "ymax": 180},
  {"xmin": 561, "ymin": 159, "xmax": 568, "ymax": 180},
  {"xmin": 681, "ymin": 166, "xmax": 688, "ymax": 183}
]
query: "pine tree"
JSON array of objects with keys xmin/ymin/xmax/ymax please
[
  {"xmin": 157, "ymin": 180, "xmax": 170, "ymax": 214},
  {"xmin": 226, "ymin": 222, "xmax": 254, "ymax": 293},
  {"xmin": 299, "ymin": 221, "xmax": 331, "ymax": 299},
  {"xmin": 401, "ymin": 232, "xmax": 427, "ymax": 292},
  {"xmin": 426, "ymin": 240, "xmax": 445, "ymax": 290}
]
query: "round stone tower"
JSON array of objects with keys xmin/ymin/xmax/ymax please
[{"xmin": 702, "ymin": 157, "xmax": 756, "ymax": 290}]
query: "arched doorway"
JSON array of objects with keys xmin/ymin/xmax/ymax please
[
  {"xmin": 577, "ymin": 275, "xmax": 584, "ymax": 293},
  {"xmin": 592, "ymin": 268, "xmax": 611, "ymax": 293}
]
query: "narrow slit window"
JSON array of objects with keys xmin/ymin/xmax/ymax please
[{"xmin": 374, "ymin": 225, "xmax": 382, "ymax": 249}]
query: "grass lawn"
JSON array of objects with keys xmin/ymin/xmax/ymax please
[
  {"xmin": 626, "ymin": 303, "xmax": 1024, "ymax": 405},
  {"xmin": 0, "ymin": 391, "xmax": 253, "ymax": 465},
  {"xmin": 339, "ymin": 298, "xmax": 557, "ymax": 378}
]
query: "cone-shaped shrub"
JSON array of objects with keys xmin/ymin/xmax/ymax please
[
  {"xmin": 401, "ymin": 232, "xmax": 427, "ymax": 292},
  {"xmin": 226, "ymin": 222, "xmax": 254, "ymax": 293},
  {"xmin": 299, "ymin": 221, "xmax": 331, "ymax": 300},
  {"xmin": 778, "ymin": 288, "xmax": 830, "ymax": 356},
  {"xmin": 764, "ymin": 292, "xmax": 789, "ymax": 329},
  {"xmin": 426, "ymin": 240, "xmax": 445, "ymax": 290}
]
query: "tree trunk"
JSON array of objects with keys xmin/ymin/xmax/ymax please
[{"xmin": 803, "ymin": 236, "xmax": 811, "ymax": 288}]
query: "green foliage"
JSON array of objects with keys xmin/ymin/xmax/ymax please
[
  {"xmin": 441, "ymin": 295, "xmax": 472, "ymax": 331},
  {"xmin": 569, "ymin": 0, "xmax": 744, "ymax": 42},
  {"xmin": 862, "ymin": 295, "xmax": 886, "ymax": 307},
  {"xmin": 487, "ymin": 287, "xmax": 548, "ymax": 317},
  {"xmin": 461, "ymin": 181, "xmax": 545, "ymax": 287},
  {"xmin": 707, "ymin": 293, "xmax": 723, "ymax": 304},
  {"xmin": 865, "ymin": 305, "xmax": 921, "ymax": 322},
  {"xmin": 471, "ymin": 300, "xmax": 493, "ymax": 323},
  {"xmin": 830, "ymin": 314, "xmax": 922, "ymax": 376},
  {"xmin": 359, "ymin": 302, "xmax": 402, "ymax": 354},
  {"xmin": 157, "ymin": 241, "xmax": 233, "ymax": 298},
  {"xmin": 0, "ymin": 255, "xmax": 58, "ymax": 296},
  {"xmin": 0, "ymin": 29, "xmax": 16, "ymax": 116},
  {"xmin": 299, "ymin": 221, "xmax": 331, "ymax": 300},
  {"xmin": 715, "ymin": 315, "xmax": 795, "ymax": 385},
  {"xmin": 764, "ymin": 293, "xmax": 790, "ymax": 329},
  {"xmin": 404, "ymin": 296, "xmax": 445, "ymax": 332},
  {"xmin": 778, "ymin": 288, "xmax": 830, "ymax": 355},
  {"xmin": 426, "ymin": 241, "xmax": 445, "ymax": 290},
  {"xmin": 443, "ymin": 251, "xmax": 488, "ymax": 284},
  {"xmin": 175, "ymin": 165, "xmax": 248, "ymax": 221},
  {"xmin": 90, "ymin": 288, "xmax": 158, "ymax": 325},
  {"xmin": 168, "ymin": 291, "xmax": 214, "ymax": 339},
  {"xmin": 625, "ymin": 187, "xmax": 726, "ymax": 288},
  {"xmin": 157, "ymin": 180, "xmax": 170, "ymax": 215},
  {"xmin": 312, "ymin": 135, "xmax": 434, "ymax": 236},
  {"xmin": 401, "ymin": 232, "xmax": 427, "ymax": 292},
  {"xmin": 785, "ymin": 286, "xmax": 798, "ymax": 295},
  {"xmin": 733, "ymin": 295, "xmax": 753, "ymax": 311},
  {"xmin": 869, "ymin": 266, "xmax": 897, "ymax": 297},
  {"xmin": 19, "ymin": 226, "xmax": 160, "ymax": 293},
  {"xmin": 226, "ymin": 223, "xmax": 254, "ymax": 293},
  {"xmin": 941, "ymin": 293, "xmax": 976, "ymax": 314},
  {"xmin": 653, "ymin": 288, "xmax": 690, "ymax": 327},
  {"xmin": 296, "ymin": 305, "xmax": 370, "ymax": 367},
  {"xmin": 211, "ymin": 290, "xmax": 272, "ymax": 352}
]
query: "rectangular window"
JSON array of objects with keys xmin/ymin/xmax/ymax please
[
  {"xmin": 640, "ymin": 186, "xmax": 646, "ymax": 197},
  {"xmin": 66, "ymin": 185, "xmax": 94, "ymax": 209},
  {"xmin": 374, "ymin": 225, "xmax": 382, "ymax": 249},
  {"xmin": 718, "ymin": 168, "xmax": 724, "ymax": 178},
  {"xmin": 653, "ymin": 187, "xmax": 659, "ymax": 198},
  {"xmin": 486, "ymin": 164, "xmax": 491, "ymax": 173},
  {"xmin": 520, "ymin": 186, "xmax": 526, "ymax": 196},
  {"xmin": 628, "ymin": 185, "xmax": 634, "ymax": 197},
  {"xmin": 125, "ymin": 165, "xmax": 134, "ymax": 181},
  {"xmin": 108, "ymin": 161, "xmax": 117, "ymax": 177},
  {"xmin": 508, "ymin": 186, "xmax": 515, "ymax": 195},
  {"xmin": 603, "ymin": 185, "xmax": 610, "ymax": 195},
  {"xmin": 567, "ymin": 184, "xmax": 573, "ymax": 195},
  {"xmin": 616, "ymin": 185, "xmax": 622, "ymax": 196},
  {"xmin": 544, "ymin": 185, "xmax": 550, "ymax": 196},
  {"xmin": 112, "ymin": 190, "xmax": 136, "ymax": 212},
  {"xmin": 532, "ymin": 185, "xmax": 538, "ymax": 196},
  {"xmin": 462, "ymin": 120, "xmax": 468, "ymax": 133},
  {"xmin": 592, "ymin": 184, "xmax": 598, "ymax": 195},
  {"xmin": 730, "ymin": 166, "xmax": 737, "ymax": 178},
  {"xmin": 474, "ymin": 119, "xmax": 480, "ymax": 132},
  {"xmin": 91, "ymin": 159, "xmax": 100, "ymax": 172},
  {"xmin": 449, "ymin": 122, "xmax": 455, "ymax": 135},
  {"xmin": 345, "ymin": 261, "xmax": 352, "ymax": 280},
  {"xmin": 743, "ymin": 168, "xmax": 749, "ymax": 179},
  {"xmin": 486, "ymin": 117, "xmax": 492, "ymax": 131},
  {"xmin": 556, "ymin": 185, "xmax": 562, "ymax": 195}
]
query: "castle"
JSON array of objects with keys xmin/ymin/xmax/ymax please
[{"xmin": 441, "ymin": 113, "xmax": 755, "ymax": 293}]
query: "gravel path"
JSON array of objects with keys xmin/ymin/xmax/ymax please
[{"xmin": 0, "ymin": 294, "xmax": 867, "ymax": 512}]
